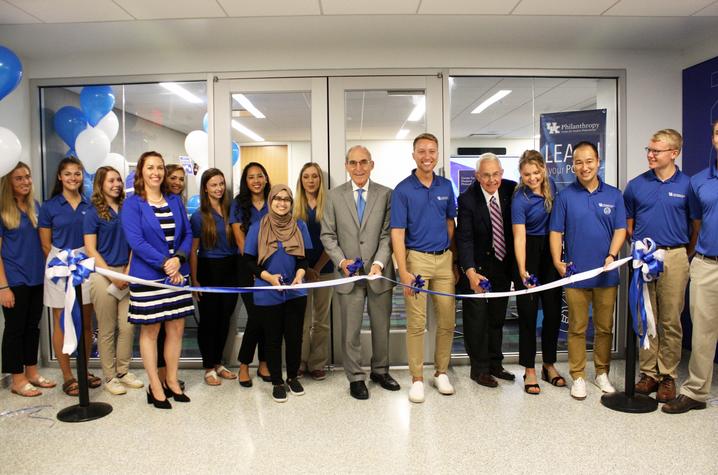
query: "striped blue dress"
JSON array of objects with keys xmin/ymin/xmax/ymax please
[{"xmin": 128, "ymin": 203, "xmax": 195, "ymax": 324}]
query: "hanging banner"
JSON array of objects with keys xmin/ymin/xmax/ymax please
[{"xmin": 540, "ymin": 109, "xmax": 607, "ymax": 191}]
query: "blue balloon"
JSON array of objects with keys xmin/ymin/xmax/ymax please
[
  {"xmin": 187, "ymin": 194, "xmax": 201, "ymax": 215},
  {"xmin": 54, "ymin": 106, "xmax": 87, "ymax": 150},
  {"xmin": 202, "ymin": 113, "xmax": 209, "ymax": 132},
  {"xmin": 232, "ymin": 142, "xmax": 239, "ymax": 166},
  {"xmin": 0, "ymin": 46, "xmax": 22, "ymax": 102},
  {"xmin": 82, "ymin": 172, "xmax": 95, "ymax": 201},
  {"xmin": 80, "ymin": 85, "xmax": 115, "ymax": 126}
]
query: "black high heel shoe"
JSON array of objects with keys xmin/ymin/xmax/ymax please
[
  {"xmin": 147, "ymin": 388, "xmax": 172, "ymax": 409},
  {"xmin": 163, "ymin": 383, "xmax": 191, "ymax": 402}
]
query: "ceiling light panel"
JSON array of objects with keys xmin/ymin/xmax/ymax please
[
  {"xmin": 217, "ymin": 0, "xmax": 320, "ymax": 17},
  {"xmin": 113, "ymin": 0, "xmax": 226, "ymax": 20},
  {"xmin": 232, "ymin": 120, "xmax": 265, "ymax": 142},
  {"xmin": 232, "ymin": 94, "xmax": 266, "ymax": 119},
  {"xmin": 6, "ymin": 0, "xmax": 133, "ymax": 23}
]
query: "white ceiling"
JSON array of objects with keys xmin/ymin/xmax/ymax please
[{"xmin": 1, "ymin": 0, "xmax": 717, "ymax": 23}]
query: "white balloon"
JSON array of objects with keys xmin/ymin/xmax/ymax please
[
  {"xmin": 0, "ymin": 127, "xmax": 22, "ymax": 177},
  {"xmin": 95, "ymin": 111, "xmax": 119, "ymax": 142},
  {"xmin": 103, "ymin": 152, "xmax": 127, "ymax": 176},
  {"xmin": 75, "ymin": 128, "xmax": 110, "ymax": 173},
  {"xmin": 184, "ymin": 130, "xmax": 209, "ymax": 169}
]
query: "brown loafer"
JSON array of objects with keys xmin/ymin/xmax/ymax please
[
  {"xmin": 634, "ymin": 373, "xmax": 659, "ymax": 395},
  {"xmin": 661, "ymin": 394, "xmax": 706, "ymax": 414},
  {"xmin": 472, "ymin": 372, "xmax": 498, "ymax": 388},
  {"xmin": 309, "ymin": 369, "xmax": 327, "ymax": 381},
  {"xmin": 656, "ymin": 376, "xmax": 676, "ymax": 403}
]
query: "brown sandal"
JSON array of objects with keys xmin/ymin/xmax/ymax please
[
  {"xmin": 62, "ymin": 378, "xmax": 79, "ymax": 396},
  {"xmin": 87, "ymin": 373, "xmax": 102, "ymax": 389}
]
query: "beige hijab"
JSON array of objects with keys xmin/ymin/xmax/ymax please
[{"xmin": 257, "ymin": 184, "xmax": 305, "ymax": 265}]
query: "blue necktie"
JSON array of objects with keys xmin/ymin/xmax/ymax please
[{"xmin": 356, "ymin": 188, "xmax": 365, "ymax": 223}]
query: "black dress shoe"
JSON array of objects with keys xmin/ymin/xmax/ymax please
[
  {"xmin": 472, "ymin": 373, "xmax": 498, "ymax": 388},
  {"xmin": 490, "ymin": 368, "xmax": 515, "ymax": 381},
  {"xmin": 370, "ymin": 372, "xmax": 401, "ymax": 391},
  {"xmin": 350, "ymin": 381, "xmax": 369, "ymax": 400}
]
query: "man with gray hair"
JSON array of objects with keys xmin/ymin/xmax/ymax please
[
  {"xmin": 457, "ymin": 153, "xmax": 517, "ymax": 388},
  {"xmin": 321, "ymin": 145, "xmax": 398, "ymax": 400}
]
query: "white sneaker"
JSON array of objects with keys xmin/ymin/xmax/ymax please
[
  {"xmin": 118, "ymin": 372, "xmax": 144, "ymax": 389},
  {"xmin": 433, "ymin": 373, "xmax": 455, "ymax": 395},
  {"xmin": 595, "ymin": 373, "xmax": 616, "ymax": 393},
  {"xmin": 409, "ymin": 381, "xmax": 425, "ymax": 403},
  {"xmin": 571, "ymin": 377, "xmax": 587, "ymax": 400},
  {"xmin": 104, "ymin": 377, "xmax": 127, "ymax": 395}
]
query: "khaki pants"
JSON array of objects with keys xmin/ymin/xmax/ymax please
[
  {"xmin": 405, "ymin": 250, "xmax": 456, "ymax": 378},
  {"xmin": 90, "ymin": 269, "xmax": 133, "ymax": 381},
  {"xmin": 301, "ymin": 273, "xmax": 334, "ymax": 372},
  {"xmin": 640, "ymin": 247, "xmax": 689, "ymax": 380},
  {"xmin": 680, "ymin": 256, "xmax": 718, "ymax": 402},
  {"xmin": 565, "ymin": 286, "xmax": 617, "ymax": 380}
]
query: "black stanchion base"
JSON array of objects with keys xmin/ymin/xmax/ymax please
[
  {"xmin": 601, "ymin": 392, "xmax": 658, "ymax": 413},
  {"xmin": 57, "ymin": 402, "xmax": 113, "ymax": 423}
]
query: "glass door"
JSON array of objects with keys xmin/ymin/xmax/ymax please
[
  {"xmin": 328, "ymin": 75, "xmax": 444, "ymax": 367},
  {"xmin": 213, "ymin": 77, "xmax": 328, "ymax": 363}
]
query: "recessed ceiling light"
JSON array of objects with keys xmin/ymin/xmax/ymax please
[
  {"xmin": 159, "ymin": 83, "xmax": 203, "ymax": 104},
  {"xmin": 396, "ymin": 128, "xmax": 410, "ymax": 139},
  {"xmin": 232, "ymin": 120, "xmax": 264, "ymax": 142},
  {"xmin": 471, "ymin": 90, "xmax": 512, "ymax": 114},
  {"xmin": 232, "ymin": 94, "xmax": 266, "ymax": 119}
]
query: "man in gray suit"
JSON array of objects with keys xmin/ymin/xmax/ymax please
[{"xmin": 321, "ymin": 145, "xmax": 400, "ymax": 400}]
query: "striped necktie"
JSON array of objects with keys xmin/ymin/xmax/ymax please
[{"xmin": 489, "ymin": 196, "xmax": 506, "ymax": 261}]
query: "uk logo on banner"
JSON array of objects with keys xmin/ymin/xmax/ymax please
[{"xmin": 540, "ymin": 109, "xmax": 606, "ymax": 192}]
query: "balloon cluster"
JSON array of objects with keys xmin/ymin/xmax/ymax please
[
  {"xmin": 0, "ymin": 46, "xmax": 24, "ymax": 177},
  {"xmin": 53, "ymin": 85, "xmax": 126, "ymax": 177}
]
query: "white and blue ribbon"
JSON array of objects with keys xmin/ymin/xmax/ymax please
[
  {"xmin": 628, "ymin": 238, "xmax": 665, "ymax": 349},
  {"xmin": 45, "ymin": 249, "xmax": 95, "ymax": 355}
]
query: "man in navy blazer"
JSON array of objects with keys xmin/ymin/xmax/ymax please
[
  {"xmin": 457, "ymin": 153, "xmax": 517, "ymax": 388},
  {"xmin": 120, "ymin": 192, "xmax": 192, "ymax": 281}
]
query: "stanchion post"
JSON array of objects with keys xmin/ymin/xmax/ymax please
[{"xmin": 56, "ymin": 284, "xmax": 113, "ymax": 422}]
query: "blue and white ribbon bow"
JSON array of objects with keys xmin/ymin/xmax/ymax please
[
  {"xmin": 347, "ymin": 257, "xmax": 364, "ymax": 277},
  {"xmin": 629, "ymin": 238, "xmax": 665, "ymax": 349},
  {"xmin": 45, "ymin": 249, "xmax": 95, "ymax": 355}
]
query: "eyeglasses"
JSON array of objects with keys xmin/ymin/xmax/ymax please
[
  {"xmin": 644, "ymin": 147, "xmax": 676, "ymax": 156},
  {"xmin": 272, "ymin": 196, "xmax": 292, "ymax": 203},
  {"xmin": 479, "ymin": 172, "xmax": 502, "ymax": 181},
  {"xmin": 347, "ymin": 159, "xmax": 371, "ymax": 168}
]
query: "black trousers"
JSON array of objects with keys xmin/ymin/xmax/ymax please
[
  {"xmin": 262, "ymin": 297, "xmax": 307, "ymax": 385},
  {"xmin": 1, "ymin": 285, "xmax": 43, "ymax": 374},
  {"xmin": 237, "ymin": 255, "xmax": 266, "ymax": 364},
  {"xmin": 197, "ymin": 255, "xmax": 239, "ymax": 369},
  {"xmin": 462, "ymin": 257, "xmax": 512, "ymax": 375},
  {"xmin": 516, "ymin": 234, "xmax": 563, "ymax": 368}
]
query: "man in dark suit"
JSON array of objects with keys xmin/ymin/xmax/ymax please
[{"xmin": 457, "ymin": 153, "xmax": 517, "ymax": 388}]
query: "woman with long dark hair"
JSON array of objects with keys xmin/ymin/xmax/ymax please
[
  {"xmin": 293, "ymin": 162, "xmax": 333, "ymax": 380},
  {"xmin": 230, "ymin": 162, "xmax": 271, "ymax": 386},
  {"xmin": 84, "ymin": 166, "xmax": 143, "ymax": 395},
  {"xmin": 512, "ymin": 150, "xmax": 565, "ymax": 395},
  {"xmin": 190, "ymin": 168, "xmax": 238, "ymax": 385},
  {"xmin": 121, "ymin": 151, "xmax": 194, "ymax": 409},
  {"xmin": 0, "ymin": 162, "xmax": 54, "ymax": 396},
  {"xmin": 245, "ymin": 184, "xmax": 312, "ymax": 402},
  {"xmin": 39, "ymin": 156, "xmax": 98, "ymax": 396}
]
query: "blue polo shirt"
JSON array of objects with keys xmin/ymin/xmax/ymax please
[
  {"xmin": 623, "ymin": 168, "xmax": 691, "ymax": 246},
  {"xmin": 83, "ymin": 205, "xmax": 130, "ymax": 267},
  {"xmin": 688, "ymin": 160, "xmax": 718, "ymax": 256},
  {"xmin": 549, "ymin": 179, "xmax": 626, "ymax": 288},
  {"xmin": 229, "ymin": 200, "xmax": 268, "ymax": 228},
  {"xmin": 190, "ymin": 209, "xmax": 238, "ymax": 259},
  {"xmin": 39, "ymin": 194, "xmax": 91, "ymax": 249},
  {"xmin": 0, "ymin": 202, "xmax": 44, "ymax": 287},
  {"xmin": 390, "ymin": 170, "xmax": 457, "ymax": 252},
  {"xmin": 244, "ymin": 219, "xmax": 312, "ymax": 306},
  {"xmin": 511, "ymin": 179, "xmax": 558, "ymax": 236},
  {"xmin": 305, "ymin": 206, "xmax": 333, "ymax": 274}
]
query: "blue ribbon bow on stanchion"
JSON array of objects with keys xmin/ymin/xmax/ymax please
[
  {"xmin": 45, "ymin": 249, "xmax": 95, "ymax": 355},
  {"xmin": 629, "ymin": 238, "xmax": 664, "ymax": 349},
  {"xmin": 347, "ymin": 257, "xmax": 364, "ymax": 277}
]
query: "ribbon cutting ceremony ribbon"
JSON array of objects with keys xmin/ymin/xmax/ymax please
[
  {"xmin": 45, "ymin": 249, "xmax": 95, "ymax": 355},
  {"xmin": 628, "ymin": 238, "xmax": 665, "ymax": 350}
]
